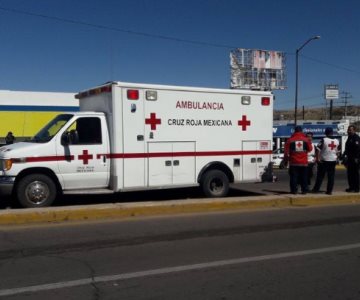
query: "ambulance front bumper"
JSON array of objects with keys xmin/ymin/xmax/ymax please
[{"xmin": 0, "ymin": 176, "xmax": 15, "ymax": 196}]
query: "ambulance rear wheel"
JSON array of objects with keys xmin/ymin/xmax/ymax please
[
  {"xmin": 16, "ymin": 174, "xmax": 57, "ymax": 208},
  {"xmin": 201, "ymin": 170, "xmax": 229, "ymax": 198}
]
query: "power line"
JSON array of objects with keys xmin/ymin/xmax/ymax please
[
  {"xmin": 285, "ymin": 52, "xmax": 360, "ymax": 75},
  {"xmin": 0, "ymin": 6, "xmax": 238, "ymax": 49},
  {"xmin": 1, "ymin": 5, "xmax": 360, "ymax": 77},
  {"xmin": 301, "ymin": 54, "xmax": 360, "ymax": 75}
]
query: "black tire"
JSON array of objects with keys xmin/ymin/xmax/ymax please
[
  {"xmin": 16, "ymin": 174, "xmax": 57, "ymax": 208},
  {"xmin": 201, "ymin": 170, "xmax": 229, "ymax": 198},
  {"xmin": 279, "ymin": 161, "xmax": 285, "ymax": 169}
]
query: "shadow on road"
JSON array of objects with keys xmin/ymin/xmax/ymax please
[
  {"xmin": 261, "ymin": 189, "xmax": 290, "ymax": 195},
  {"xmin": 56, "ymin": 186, "xmax": 266, "ymax": 207},
  {"xmin": 0, "ymin": 197, "xmax": 12, "ymax": 210}
]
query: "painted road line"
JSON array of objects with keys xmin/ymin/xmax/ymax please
[{"xmin": 0, "ymin": 242, "xmax": 360, "ymax": 297}]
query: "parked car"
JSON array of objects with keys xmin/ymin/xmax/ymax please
[{"xmin": 272, "ymin": 149, "xmax": 286, "ymax": 169}]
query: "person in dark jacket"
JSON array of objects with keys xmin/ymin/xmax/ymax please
[
  {"xmin": 5, "ymin": 131, "xmax": 15, "ymax": 144},
  {"xmin": 283, "ymin": 126, "xmax": 313, "ymax": 194},
  {"xmin": 343, "ymin": 125, "xmax": 360, "ymax": 192}
]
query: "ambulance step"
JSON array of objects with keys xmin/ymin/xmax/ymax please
[{"xmin": 63, "ymin": 189, "xmax": 114, "ymax": 195}]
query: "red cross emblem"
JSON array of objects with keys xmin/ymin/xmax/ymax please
[
  {"xmin": 238, "ymin": 115, "xmax": 251, "ymax": 131},
  {"xmin": 145, "ymin": 113, "xmax": 161, "ymax": 130},
  {"xmin": 328, "ymin": 141, "xmax": 337, "ymax": 151},
  {"xmin": 78, "ymin": 150, "xmax": 93, "ymax": 165}
]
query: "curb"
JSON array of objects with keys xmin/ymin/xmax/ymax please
[
  {"xmin": 274, "ymin": 165, "xmax": 345, "ymax": 170},
  {"xmin": 335, "ymin": 164, "xmax": 346, "ymax": 170},
  {"xmin": 0, "ymin": 193, "xmax": 360, "ymax": 226}
]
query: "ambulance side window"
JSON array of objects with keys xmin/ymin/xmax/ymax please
[{"xmin": 65, "ymin": 117, "xmax": 102, "ymax": 145}]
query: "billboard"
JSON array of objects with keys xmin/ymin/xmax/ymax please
[
  {"xmin": 230, "ymin": 49, "xmax": 286, "ymax": 90},
  {"xmin": 253, "ymin": 50, "xmax": 283, "ymax": 70}
]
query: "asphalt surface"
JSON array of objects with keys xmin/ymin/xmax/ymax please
[
  {"xmin": 1, "ymin": 205, "xmax": 360, "ymax": 299},
  {"xmin": 0, "ymin": 167, "xmax": 359, "ymax": 225}
]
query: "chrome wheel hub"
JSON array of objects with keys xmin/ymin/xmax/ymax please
[{"xmin": 25, "ymin": 181, "xmax": 49, "ymax": 204}]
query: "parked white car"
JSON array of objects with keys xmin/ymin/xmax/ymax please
[{"xmin": 272, "ymin": 149, "xmax": 286, "ymax": 168}]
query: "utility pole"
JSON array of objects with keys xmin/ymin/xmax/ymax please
[
  {"xmin": 340, "ymin": 91, "xmax": 352, "ymax": 118},
  {"xmin": 302, "ymin": 105, "xmax": 305, "ymax": 120},
  {"xmin": 324, "ymin": 99, "xmax": 328, "ymax": 119},
  {"xmin": 329, "ymin": 99, "xmax": 333, "ymax": 120}
]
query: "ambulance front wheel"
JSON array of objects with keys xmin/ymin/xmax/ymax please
[
  {"xmin": 16, "ymin": 174, "xmax": 57, "ymax": 208},
  {"xmin": 201, "ymin": 170, "xmax": 229, "ymax": 198}
]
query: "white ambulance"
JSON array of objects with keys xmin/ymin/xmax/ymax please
[{"xmin": 0, "ymin": 82, "xmax": 274, "ymax": 208}]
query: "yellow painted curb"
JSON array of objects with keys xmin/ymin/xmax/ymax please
[
  {"xmin": 0, "ymin": 193, "xmax": 360, "ymax": 226},
  {"xmin": 290, "ymin": 194, "xmax": 360, "ymax": 205},
  {"xmin": 0, "ymin": 196, "xmax": 289, "ymax": 225},
  {"xmin": 335, "ymin": 164, "xmax": 346, "ymax": 170},
  {"xmin": 274, "ymin": 164, "xmax": 345, "ymax": 170}
]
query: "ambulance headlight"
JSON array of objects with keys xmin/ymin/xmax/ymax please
[
  {"xmin": 0, "ymin": 159, "xmax": 12, "ymax": 171},
  {"xmin": 241, "ymin": 96, "xmax": 251, "ymax": 105}
]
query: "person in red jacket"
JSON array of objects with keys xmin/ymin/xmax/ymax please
[{"xmin": 283, "ymin": 126, "xmax": 313, "ymax": 194}]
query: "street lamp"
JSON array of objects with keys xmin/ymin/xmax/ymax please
[{"xmin": 294, "ymin": 35, "xmax": 321, "ymax": 125}]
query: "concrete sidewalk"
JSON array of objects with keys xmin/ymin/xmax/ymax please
[{"xmin": 0, "ymin": 192, "xmax": 360, "ymax": 226}]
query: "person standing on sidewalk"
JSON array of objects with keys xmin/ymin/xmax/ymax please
[
  {"xmin": 5, "ymin": 131, "xmax": 15, "ymax": 144},
  {"xmin": 343, "ymin": 125, "xmax": 360, "ymax": 193},
  {"xmin": 311, "ymin": 127, "xmax": 340, "ymax": 195},
  {"xmin": 283, "ymin": 126, "xmax": 313, "ymax": 194}
]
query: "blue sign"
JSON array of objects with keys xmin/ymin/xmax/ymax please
[{"xmin": 273, "ymin": 124, "xmax": 339, "ymax": 137}]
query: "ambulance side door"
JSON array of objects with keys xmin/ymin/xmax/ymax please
[
  {"xmin": 56, "ymin": 116, "xmax": 110, "ymax": 190},
  {"xmin": 147, "ymin": 142, "xmax": 196, "ymax": 187}
]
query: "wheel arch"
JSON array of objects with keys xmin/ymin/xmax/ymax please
[
  {"xmin": 197, "ymin": 161, "xmax": 234, "ymax": 184},
  {"xmin": 13, "ymin": 167, "xmax": 63, "ymax": 197}
]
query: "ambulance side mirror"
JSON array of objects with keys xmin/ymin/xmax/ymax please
[
  {"xmin": 61, "ymin": 130, "xmax": 79, "ymax": 146},
  {"xmin": 61, "ymin": 133, "xmax": 70, "ymax": 146},
  {"xmin": 69, "ymin": 130, "xmax": 79, "ymax": 144}
]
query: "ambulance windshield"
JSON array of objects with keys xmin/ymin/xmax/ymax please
[{"xmin": 30, "ymin": 114, "xmax": 73, "ymax": 143}]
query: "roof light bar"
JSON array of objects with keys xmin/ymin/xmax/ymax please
[{"xmin": 75, "ymin": 85, "xmax": 112, "ymax": 99}]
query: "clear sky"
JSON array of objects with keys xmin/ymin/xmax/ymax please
[{"xmin": 0, "ymin": 0, "xmax": 359, "ymax": 110}]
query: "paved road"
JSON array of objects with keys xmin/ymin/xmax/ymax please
[{"xmin": 0, "ymin": 204, "xmax": 359, "ymax": 299}]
